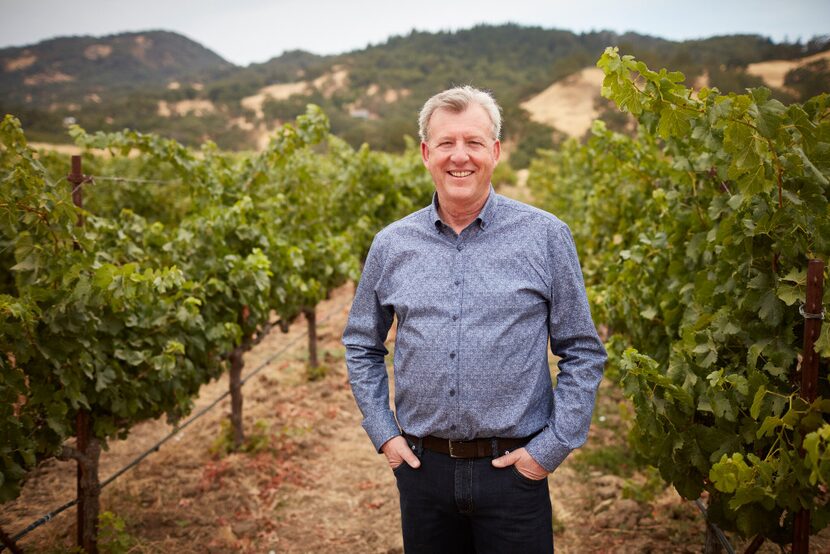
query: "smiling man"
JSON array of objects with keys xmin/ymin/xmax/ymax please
[{"xmin": 343, "ymin": 86, "xmax": 606, "ymax": 553}]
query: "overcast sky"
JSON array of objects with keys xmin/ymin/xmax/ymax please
[{"xmin": 3, "ymin": 0, "xmax": 828, "ymax": 66}]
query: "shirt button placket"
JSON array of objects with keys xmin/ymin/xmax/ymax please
[{"xmin": 452, "ymin": 237, "xmax": 464, "ymax": 432}]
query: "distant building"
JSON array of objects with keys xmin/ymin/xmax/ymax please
[{"xmin": 349, "ymin": 108, "xmax": 371, "ymax": 119}]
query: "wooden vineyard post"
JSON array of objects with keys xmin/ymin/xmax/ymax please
[
  {"xmin": 68, "ymin": 155, "xmax": 101, "ymax": 554},
  {"xmin": 304, "ymin": 306, "xmax": 318, "ymax": 369},
  {"xmin": 703, "ymin": 524, "xmax": 724, "ymax": 554},
  {"xmin": 0, "ymin": 525, "xmax": 22, "ymax": 554},
  {"xmin": 67, "ymin": 155, "xmax": 86, "ymax": 227},
  {"xmin": 75, "ymin": 411, "xmax": 101, "ymax": 554},
  {"xmin": 228, "ymin": 306, "xmax": 251, "ymax": 450},
  {"xmin": 744, "ymin": 535, "xmax": 765, "ymax": 554},
  {"xmin": 793, "ymin": 258, "xmax": 825, "ymax": 554},
  {"xmin": 229, "ymin": 347, "xmax": 245, "ymax": 449}
]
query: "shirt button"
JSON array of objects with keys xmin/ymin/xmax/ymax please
[
  {"xmin": 456, "ymin": 244, "xmax": 463, "ymax": 251},
  {"xmin": 454, "ymin": 279, "xmax": 460, "ymax": 286},
  {"xmin": 452, "ymin": 315, "xmax": 458, "ymax": 321},
  {"xmin": 449, "ymin": 389, "xmax": 456, "ymax": 396},
  {"xmin": 451, "ymin": 424, "xmax": 457, "ymax": 430},
  {"xmin": 449, "ymin": 352, "xmax": 456, "ymax": 359}
]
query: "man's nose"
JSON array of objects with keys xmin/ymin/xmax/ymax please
[{"xmin": 449, "ymin": 143, "xmax": 470, "ymax": 163}]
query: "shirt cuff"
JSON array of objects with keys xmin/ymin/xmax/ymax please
[
  {"xmin": 525, "ymin": 427, "xmax": 573, "ymax": 472},
  {"xmin": 361, "ymin": 410, "xmax": 401, "ymax": 453}
]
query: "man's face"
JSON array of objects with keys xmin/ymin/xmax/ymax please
[{"xmin": 421, "ymin": 104, "xmax": 500, "ymax": 209}]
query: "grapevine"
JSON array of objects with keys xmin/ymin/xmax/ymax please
[
  {"xmin": 529, "ymin": 48, "xmax": 830, "ymax": 542},
  {"xmin": 0, "ymin": 105, "xmax": 432, "ymax": 550}
]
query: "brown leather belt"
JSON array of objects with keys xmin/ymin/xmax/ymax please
[{"xmin": 404, "ymin": 433, "xmax": 534, "ymax": 459}]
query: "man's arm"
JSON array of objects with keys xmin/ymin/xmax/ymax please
[
  {"xmin": 342, "ymin": 235, "xmax": 402, "ymax": 453},
  {"xmin": 524, "ymin": 223, "xmax": 607, "ymax": 472}
]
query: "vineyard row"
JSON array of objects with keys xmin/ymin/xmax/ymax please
[
  {"xmin": 0, "ymin": 107, "xmax": 433, "ymax": 552},
  {"xmin": 529, "ymin": 48, "xmax": 830, "ymax": 550}
]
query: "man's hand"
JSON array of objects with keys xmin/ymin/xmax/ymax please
[
  {"xmin": 381, "ymin": 435, "xmax": 422, "ymax": 470},
  {"xmin": 491, "ymin": 447, "xmax": 548, "ymax": 480}
]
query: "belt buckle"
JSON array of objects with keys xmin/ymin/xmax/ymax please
[{"xmin": 448, "ymin": 439, "xmax": 466, "ymax": 458}]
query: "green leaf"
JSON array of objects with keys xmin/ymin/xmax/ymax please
[
  {"xmin": 164, "ymin": 341, "xmax": 185, "ymax": 356},
  {"xmin": 711, "ymin": 394, "xmax": 735, "ymax": 421},
  {"xmin": 736, "ymin": 163, "xmax": 771, "ymax": 196},
  {"xmin": 751, "ymin": 90, "xmax": 786, "ymax": 139},
  {"xmin": 747, "ymin": 339, "xmax": 771, "ymax": 370},
  {"xmin": 114, "ymin": 349, "xmax": 147, "ymax": 366},
  {"xmin": 750, "ymin": 386, "xmax": 766, "ymax": 419},
  {"xmin": 756, "ymin": 290, "xmax": 783, "ymax": 326},
  {"xmin": 657, "ymin": 103, "xmax": 692, "ymax": 139},
  {"xmin": 10, "ymin": 255, "xmax": 37, "ymax": 272},
  {"xmin": 776, "ymin": 284, "xmax": 802, "ymax": 306},
  {"xmin": 724, "ymin": 122, "xmax": 760, "ymax": 169},
  {"xmin": 757, "ymin": 416, "xmax": 784, "ymax": 438},
  {"xmin": 815, "ymin": 325, "xmax": 830, "ymax": 358},
  {"xmin": 95, "ymin": 367, "xmax": 116, "ymax": 392},
  {"xmin": 640, "ymin": 306, "xmax": 657, "ymax": 319},
  {"xmin": 710, "ymin": 453, "xmax": 751, "ymax": 494}
]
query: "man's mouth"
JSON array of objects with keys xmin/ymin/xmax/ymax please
[{"xmin": 448, "ymin": 170, "xmax": 473, "ymax": 178}]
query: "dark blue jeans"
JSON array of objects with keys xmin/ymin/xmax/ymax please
[{"xmin": 393, "ymin": 444, "xmax": 554, "ymax": 553}]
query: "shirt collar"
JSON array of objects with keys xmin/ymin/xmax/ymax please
[
  {"xmin": 476, "ymin": 186, "xmax": 498, "ymax": 229},
  {"xmin": 429, "ymin": 193, "xmax": 442, "ymax": 230},
  {"xmin": 430, "ymin": 185, "xmax": 498, "ymax": 232}
]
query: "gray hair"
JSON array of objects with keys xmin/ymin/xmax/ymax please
[{"xmin": 418, "ymin": 86, "xmax": 502, "ymax": 143}]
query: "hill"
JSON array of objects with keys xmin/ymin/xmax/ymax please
[
  {"xmin": 2, "ymin": 26, "xmax": 828, "ymax": 164},
  {"xmin": 747, "ymin": 49, "xmax": 830, "ymax": 98},
  {"xmin": 0, "ymin": 30, "xmax": 233, "ymax": 106}
]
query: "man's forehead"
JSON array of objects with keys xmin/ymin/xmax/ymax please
[
  {"xmin": 429, "ymin": 106, "xmax": 492, "ymax": 137},
  {"xmin": 431, "ymin": 103, "xmax": 488, "ymax": 119},
  {"xmin": 431, "ymin": 129, "xmax": 490, "ymax": 141}
]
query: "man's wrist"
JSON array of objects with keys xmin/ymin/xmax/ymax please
[
  {"xmin": 380, "ymin": 434, "xmax": 403, "ymax": 454},
  {"xmin": 525, "ymin": 428, "xmax": 572, "ymax": 472},
  {"xmin": 361, "ymin": 411, "xmax": 401, "ymax": 452}
]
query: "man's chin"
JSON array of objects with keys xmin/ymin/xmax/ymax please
[
  {"xmin": 450, "ymin": 185, "xmax": 489, "ymax": 201},
  {"xmin": 441, "ymin": 191, "xmax": 474, "ymax": 205}
]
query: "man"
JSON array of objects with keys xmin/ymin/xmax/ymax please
[{"xmin": 342, "ymin": 85, "xmax": 606, "ymax": 553}]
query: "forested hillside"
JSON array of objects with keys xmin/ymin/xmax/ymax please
[
  {"xmin": 0, "ymin": 31, "xmax": 234, "ymax": 105},
  {"xmin": 2, "ymin": 25, "xmax": 828, "ymax": 164}
]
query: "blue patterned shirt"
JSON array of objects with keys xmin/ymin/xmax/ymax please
[{"xmin": 342, "ymin": 188, "xmax": 606, "ymax": 471}]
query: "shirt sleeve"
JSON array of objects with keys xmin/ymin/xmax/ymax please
[
  {"xmin": 342, "ymin": 233, "xmax": 400, "ymax": 452},
  {"xmin": 525, "ymin": 223, "xmax": 607, "ymax": 472}
]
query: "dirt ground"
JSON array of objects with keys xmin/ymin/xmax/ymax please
[{"xmin": 3, "ymin": 283, "xmax": 829, "ymax": 553}]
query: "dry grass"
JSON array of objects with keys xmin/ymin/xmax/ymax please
[
  {"xmin": 520, "ymin": 67, "xmax": 605, "ymax": 138},
  {"xmin": 746, "ymin": 50, "xmax": 830, "ymax": 91}
]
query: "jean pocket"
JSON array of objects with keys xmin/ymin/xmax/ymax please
[
  {"xmin": 393, "ymin": 458, "xmax": 419, "ymax": 475},
  {"xmin": 510, "ymin": 464, "xmax": 548, "ymax": 485}
]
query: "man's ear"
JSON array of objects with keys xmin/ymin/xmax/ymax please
[
  {"xmin": 421, "ymin": 141, "xmax": 429, "ymax": 166},
  {"xmin": 493, "ymin": 140, "xmax": 501, "ymax": 163}
]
